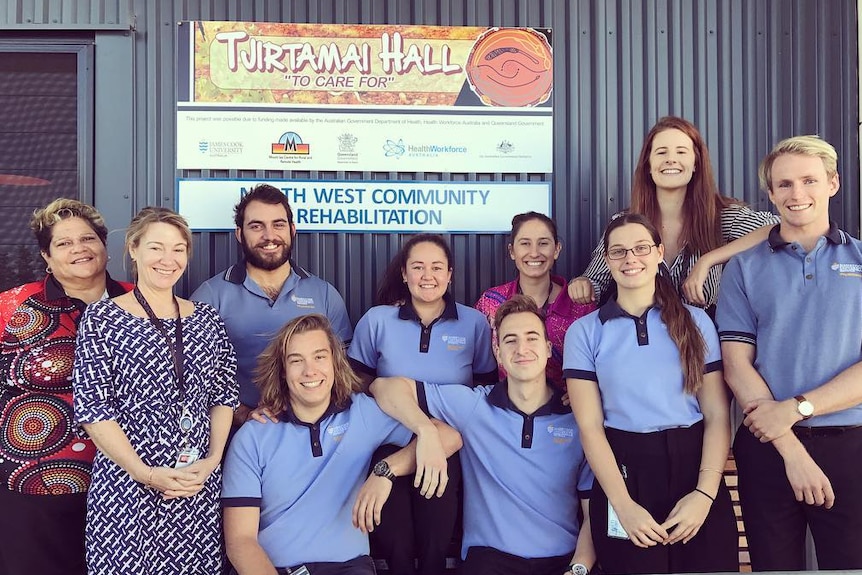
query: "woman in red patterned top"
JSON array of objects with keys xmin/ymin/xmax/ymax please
[
  {"xmin": 475, "ymin": 212, "xmax": 595, "ymax": 389},
  {"xmin": 0, "ymin": 199, "xmax": 131, "ymax": 575}
]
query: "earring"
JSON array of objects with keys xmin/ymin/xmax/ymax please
[{"xmin": 45, "ymin": 266, "xmax": 52, "ymax": 274}]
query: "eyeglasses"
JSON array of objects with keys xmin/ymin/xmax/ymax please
[{"xmin": 606, "ymin": 244, "xmax": 658, "ymax": 260}]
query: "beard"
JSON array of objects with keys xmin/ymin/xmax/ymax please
[{"xmin": 241, "ymin": 233, "xmax": 292, "ymax": 271}]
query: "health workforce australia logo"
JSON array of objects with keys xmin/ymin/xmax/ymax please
[
  {"xmin": 383, "ymin": 138, "xmax": 406, "ymax": 158},
  {"xmin": 272, "ymin": 132, "xmax": 310, "ymax": 155}
]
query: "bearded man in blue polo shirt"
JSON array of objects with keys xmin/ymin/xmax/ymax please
[
  {"xmin": 717, "ymin": 135, "xmax": 862, "ymax": 571},
  {"xmin": 368, "ymin": 295, "xmax": 596, "ymax": 575},
  {"xmin": 222, "ymin": 314, "xmax": 461, "ymax": 575},
  {"xmin": 192, "ymin": 184, "xmax": 352, "ymax": 428}
]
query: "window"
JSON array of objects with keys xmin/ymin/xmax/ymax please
[{"xmin": 0, "ymin": 45, "xmax": 91, "ymax": 292}]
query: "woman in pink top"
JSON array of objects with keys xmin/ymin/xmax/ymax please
[{"xmin": 476, "ymin": 211, "xmax": 595, "ymax": 389}]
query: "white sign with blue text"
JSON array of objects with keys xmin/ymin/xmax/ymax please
[{"xmin": 177, "ymin": 178, "xmax": 552, "ymax": 233}]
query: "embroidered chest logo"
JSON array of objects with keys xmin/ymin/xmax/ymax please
[
  {"xmin": 830, "ymin": 262, "xmax": 862, "ymax": 277},
  {"xmin": 441, "ymin": 335, "xmax": 467, "ymax": 351},
  {"xmin": 290, "ymin": 294, "xmax": 316, "ymax": 308},
  {"xmin": 327, "ymin": 422, "xmax": 349, "ymax": 442},
  {"xmin": 546, "ymin": 424, "xmax": 574, "ymax": 444}
]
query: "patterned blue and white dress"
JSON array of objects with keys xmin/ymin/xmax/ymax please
[{"xmin": 73, "ymin": 299, "xmax": 238, "ymax": 575}]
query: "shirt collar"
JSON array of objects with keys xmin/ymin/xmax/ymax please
[
  {"xmin": 598, "ymin": 298, "xmax": 655, "ymax": 324},
  {"xmin": 398, "ymin": 291, "xmax": 458, "ymax": 322},
  {"xmin": 278, "ymin": 395, "xmax": 353, "ymax": 425},
  {"xmin": 226, "ymin": 259, "xmax": 309, "ymax": 284},
  {"xmin": 45, "ymin": 272, "xmax": 128, "ymax": 302},
  {"xmin": 487, "ymin": 379, "xmax": 569, "ymax": 415},
  {"xmin": 767, "ymin": 222, "xmax": 844, "ymax": 251}
]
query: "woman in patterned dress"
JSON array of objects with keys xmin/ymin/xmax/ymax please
[
  {"xmin": 0, "ymin": 199, "xmax": 132, "ymax": 575},
  {"xmin": 568, "ymin": 116, "xmax": 780, "ymax": 314},
  {"xmin": 73, "ymin": 207, "xmax": 238, "ymax": 574}
]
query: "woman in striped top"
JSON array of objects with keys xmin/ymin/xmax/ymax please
[{"xmin": 568, "ymin": 116, "xmax": 779, "ymax": 314}]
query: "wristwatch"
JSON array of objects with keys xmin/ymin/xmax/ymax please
[
  {"xmin": 372, "ymin": 460, "xmax": 396, "ymax": 481},
  {"xmin": 568, "ymin": 563, "xmax": 589, "ymax": 575},
  {"xmin": 795, "ymin": 395, "xmax": 814, "ymax": 420}
]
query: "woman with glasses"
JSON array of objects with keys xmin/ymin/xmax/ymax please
[
  {"xmin": 568, "ymin": 116, "xmax": 778, "ymax": 313},
  {"xmin": 564, "ymin": 214, "xmax": 737, "ymax": 574}
]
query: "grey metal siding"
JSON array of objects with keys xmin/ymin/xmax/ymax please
[
  {"xmin": 4, "ymin": 0, "xmax": 859, "ymax": 326},
  {"xmin": 0, "ymin": 0, "xmax": 131, "ymax": 29}
]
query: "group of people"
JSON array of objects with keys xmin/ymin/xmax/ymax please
[{"xmin": 0, "ymin": 117, "xmax": 858, "ymax": 575}]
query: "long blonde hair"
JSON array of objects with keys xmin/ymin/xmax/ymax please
[{"xmin": 255, "ymin": 314, "xmax": 360, "ymax": 415}]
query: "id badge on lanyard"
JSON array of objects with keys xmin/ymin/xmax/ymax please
[
  {"xmin": 133, "ymin": 287, "xmax": 200, "ymax": 469},
  {"xmin": 174, "ymin": 405, "xmax": 200, "ymax": 469}
]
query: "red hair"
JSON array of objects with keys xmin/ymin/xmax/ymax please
[{"xmin": 630, "ymin": 116, "xmax": 737, "ymax": 254}]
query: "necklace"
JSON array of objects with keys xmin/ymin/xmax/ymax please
[{"xmin": 517, "ymin": 279, "xmax": 553, "ymax": 312}]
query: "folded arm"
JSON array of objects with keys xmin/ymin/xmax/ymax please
[{"xmin": 721, "ymin": 341, "xmax": 835, "ymax": 507}]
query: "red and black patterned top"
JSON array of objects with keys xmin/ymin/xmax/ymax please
[{"xmin": 0, "ymin": 274, "xmax": 132, "ymax": 495}]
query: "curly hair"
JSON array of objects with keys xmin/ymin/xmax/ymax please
[{"xmin": 30, "ymin": 198, "xmax": 108, "ymax": 254}]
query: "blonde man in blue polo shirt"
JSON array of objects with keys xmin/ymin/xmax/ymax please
[
  {"xmin": 369, "ymin": 296, "xmax": 596, "ymax": 575},
  {"xmin": 222, "ymin": 314, "xmax": 461, "ymax": 575},
  {"xmin": 717, "ymin": 135, "xmax": 862, "ymax": 571},
  {"xmin": 192, "ymin": 185, "xmax": 352, "ymax": 429}
]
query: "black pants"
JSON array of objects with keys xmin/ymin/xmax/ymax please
[
  {"xmin": 0, "ymin": 487, "xmax": 87, "ymax": 575},
  {"xmin": 734, "ymin": 424, "xmax": 862, "ymax": 570},
  {"xmin": 463, "ymin": 546, "xmax": 571, "ymax": 575},
  {"xmin": 590, "ymin": 422, "xmax": 738, "ymax": 574},
  {"xmin": 369, "ymin": 444, "xmax": 461, "ymax": 575}
]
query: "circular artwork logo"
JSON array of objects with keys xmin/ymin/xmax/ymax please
[{"xmin": 465, "ymin": 28, "xmax": 553, "ymax": 107}]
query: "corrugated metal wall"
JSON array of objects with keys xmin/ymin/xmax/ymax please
[{"xmin": 1, "ymin": 0, "xmax": 858, "ymax": 325}]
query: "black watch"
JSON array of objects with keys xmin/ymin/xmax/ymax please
[
  {"xmin": 372, "ymin": 460, "xmax": 396, "ymax": 481},
  {"xmin": 568, "ymin": 564, "xmax": 589, "ymax": 575}
]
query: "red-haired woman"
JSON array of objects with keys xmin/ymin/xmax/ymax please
[{"xmin": 569, "ymin": 116, "xmax": 778, "ymax": 314}]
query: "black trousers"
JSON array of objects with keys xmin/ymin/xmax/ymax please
[
  {"xmin": 734, "ymin": 424, "xmax": 862, "ymax": 570},
  {"xmin": 0, "ymin": 487, "xmax": 87, "ymax": 575},
  {"xmin": 462, "ymin": 546, "xmax": 572, "ymax": 575},
  {"xmin": 369, "ymin": 444, "xmax": 461, "ymax": 575},
  {"xmin": 590, "ymin": 422, "xmax": 738, "ymax": 574}
]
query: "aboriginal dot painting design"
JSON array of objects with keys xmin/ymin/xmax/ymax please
[
  {"xmin": 1, "ymin": 299, "xmax": 67, "ymax": 348},
  {"xmin": 10, "ymin": 336, "xmax": 76, "ymax": 393},
  {"xmin": 0, "ymin": 394, "xmax": 72, "ymax": 460},
  {"xmin": 8, "ymin": 459, "xmax": 90, "ymax": 495}
]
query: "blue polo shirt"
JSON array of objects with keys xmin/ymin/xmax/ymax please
[
  {"xmin": 348, "ymin": 294, "xmax": 497, "ymax": 385},
  {"xmin": 563, "ymin": 301, "xmax": 722, "ymax": 433},
  {"xmin": 417, "ymin": 381, "xmax": 593, "ymax": 559},
  {"xmin": 221, "ymin": 393, "xmax": 412, "ymax": 566},
  {"xmin": 716, "ymin": 224, "xmax": 862, "ymax": 427},
  {"xmin": 191, "ymin": 260, "xmax": 353, "ymax": 406}
]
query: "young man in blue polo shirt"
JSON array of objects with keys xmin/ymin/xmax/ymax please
[
  {"xmin": 716, "ymin": 135, "xmax": 862, "ymax": 570},
  {"xmin": 222, "ymin": 314, "xmax": 460, "ymax": 575},
  {"xmin": 191, "ymin": 184, "xmax": 352, "ymax": 428},
  {"xmin": 368, "ymin": 296, "xmax": 596, "ymax": 575}
]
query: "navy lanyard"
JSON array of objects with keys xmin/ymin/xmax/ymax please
[{"xmin": 133, "ymin": 287, "xmax": 186, "ymax": 400}]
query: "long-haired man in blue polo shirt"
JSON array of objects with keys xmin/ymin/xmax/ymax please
[
  {"xmin": 369, "ymin": 296, "xmax": 596, "ymax": 575},
  {"xmin": 717, "ymin": 135, "xmax": 862, "ymax": 570},
  {"xmin": 221, "ymin": 314, "xmax": 461, "ymax": 575}
]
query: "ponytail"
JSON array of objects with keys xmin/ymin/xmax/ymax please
[{"xmin": 654, "ymin": 273, "xmax": 706, "ymax": 394}]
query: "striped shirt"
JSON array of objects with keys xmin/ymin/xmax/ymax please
[{"xmin": 580, "ymin": 204, "xmax": 780, "ymax": 308}]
